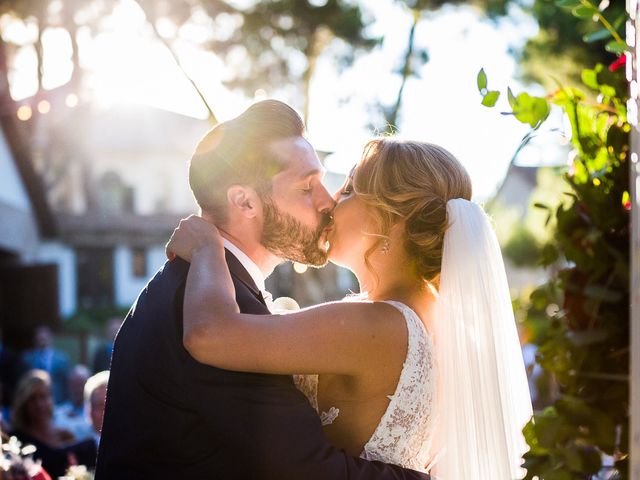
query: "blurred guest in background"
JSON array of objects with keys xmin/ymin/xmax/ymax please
[
  {"xmin": 53, "ymin": 365, "xmax": 92, "ymax": 441},
  {"xmin": 67, "ymin": 371, "xmax": 109, "ymax": 471},
  {"xmin": 9, "ymin": 370, "xmax": 74, "ymax": 478},
  {"xmin": 92, "ymin": 318, "xmax": 121, "ymax": 373},
  {"xmin": 86, "ymin": 371, "xmax": 108, "ymax": 441},
  {"xmin": 21, "ymin": 327, "xmax": 70, "ymax": 404}
]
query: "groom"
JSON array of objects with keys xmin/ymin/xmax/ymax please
[{"xmin": 96, "ymin": 100, "xmax": 430, "ymax": 479}]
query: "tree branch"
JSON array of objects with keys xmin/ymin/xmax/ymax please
[{"xmin": 133, "ymin": 0, "xmax": 218, "ymax": 124}]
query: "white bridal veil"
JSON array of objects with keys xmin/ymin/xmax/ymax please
[{"xmin": 432, "ymin": 199, "xmax": 533, "ymax": 479}]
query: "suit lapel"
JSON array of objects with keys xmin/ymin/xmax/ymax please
[{"xmin": 225, "ymin": 249, "xmax": 267, "ymax": 307}]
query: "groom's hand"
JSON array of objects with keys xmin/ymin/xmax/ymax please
[{"xmin": 166, "ymin": 215, "xmax": 224, "ymax": 263}]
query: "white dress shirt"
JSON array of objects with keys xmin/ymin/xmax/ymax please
[{"xmin": 223, "ymin": 239, "xmax": 273, "ymax": 309}]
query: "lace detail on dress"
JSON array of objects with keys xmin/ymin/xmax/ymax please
[
  {"xmin": 360, "ymin": 301, "xmax": 437, "ymax": 472},
  {"xmin": 293, "ymin": 301, "xmax": 437, "ymax": 471},
  {"xmin": 293, "ymin": 374, "xmax": 319, "ymax": 411},
  {"xmin": 319, "ymin": 406, "xmax": 340, "ymax": 426},
  {"xmin": 293, "ymin": 374, "xmax": 340, "ymax": 426}
]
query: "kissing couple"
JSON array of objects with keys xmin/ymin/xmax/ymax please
[{"xmin": 95, "ymin": 100, "xmax": 533, "ymax": 479}]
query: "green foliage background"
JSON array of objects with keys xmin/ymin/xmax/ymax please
[{"xmin": 482, "ymin": 1, "xmax": 631, "ymax": 477}]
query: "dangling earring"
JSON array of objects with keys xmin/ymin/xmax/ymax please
[{"xmin": 381, "ymin": 239, "xmax": 390, "ymax": 254}]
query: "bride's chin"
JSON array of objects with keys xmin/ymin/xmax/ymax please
[
  {"xmin": 328, "ymin": 256, "xmax": 342, "ymax": 267},
  {"xmin": 327, "ymin": 250, "xmax": 350, "ymax": 270},
  {"xmin": 326, "ymin": 240, "xmax": 355, "ymax": 270}
]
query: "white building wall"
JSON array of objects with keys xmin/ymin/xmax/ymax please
[
  {"xmin": 30, "ymin": 243, "xmax": 170, "ymax": 318},
  {"xmin": 92, "ymin": 152, "xmax": 196, "ymax": 215},
  {"xmin": 0, "ymin": 128, "xmax": 40, "ymax": 257},
  {"xmin": 114, "ymin": 244, "xmax": 169, "ymax": 307},
  {"xmin": 0, "ymin": 129, "xmax": 31, "ymax": 212},
  {"xmin": 148, "ymin": 246, "xmax": 168, "ymax": 276}
]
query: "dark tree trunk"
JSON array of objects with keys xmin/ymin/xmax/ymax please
[
  {"xmin": 385, "ymin": 9, "xmax": 420, "ymax": 133},
  {"xmin": 35, "ymin": 17, "xmax": 45, "ymax": 93},
  {"xmin": 302, "ymin": 27, "xmax": 331, "ymax": 127}
]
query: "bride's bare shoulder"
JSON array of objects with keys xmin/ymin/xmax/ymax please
[
  {"xmin": 298, "ymin": 299, "xmax": 409, "ymax": 341},
  {"xmin": 304, "ymin": 297, "xmax": 406, "ymax": 319}
]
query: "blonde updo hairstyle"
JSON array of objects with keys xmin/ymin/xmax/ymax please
[{"xmin": 353, "ymin": 138, "xmax": 472, "ymax": 289}]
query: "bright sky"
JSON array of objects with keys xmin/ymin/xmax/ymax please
[{"xmin": 4, "ymin": 0, "xmax": 560, "ymax": 200}]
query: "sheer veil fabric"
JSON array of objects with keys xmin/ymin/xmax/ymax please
[{"xmin": 432, "ymin": 199, "xmax": 533, "ymax": 479}]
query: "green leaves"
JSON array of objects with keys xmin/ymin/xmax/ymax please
[
  {"xmin": 583, "ymin": 28, "xmax": 611, "ymax": 43},
  {"xmin": 581, "ymin": 68, "xmax": 598, "ymax": 90},
  {"xmin": 572, "ymin": 5, "xmax": 597, "ymax": 20},
  {"xmin": 581, "ymin": 63, "xmax": 620, "ymax": 98},
  {"xmin": 549, "ymin": 86, "xmax": 585, "ymax": 109},
  {"xmin": 555, "ymin": 0, "xmax": 581, "ymax": 7},
  {"xmin": 555, "ymin": 0, "xmax": 597, "ymax": 19},
  {"xmin": 502, "ymin": 225, "xmax": 544, "ymax": 267},
  {"xmin": 507, "ymin": 88, "xmax": 550, "ymax": 128},
  {"xmin": 556, "ymin": 0, "xmax": 627, "ymax": 56},
  {"xmin": 493, "ymin": 2, "xmax": 631, "ymax": 480},
  {"xmin": 605, "ymin": 39, "xmax": 627, "ymax": 54},
  {"xmin": 540, "ymin": 243, "xmax": 560, "ymax": 266},
  {"xmin": 483, "ymin": 75, "xmax": 551, "ymax": 127},
  {"xmin": 481, "ymin": 91, "xmax": 500, "ymax": 107},
  {"xmin": 522, "ymin": 401, "xmax": 608, "ymax": 479},
  {"xmin": 477, "ymin": 69, "xmax": 549, "ymax": 124},
  {"xmin": 477, "ymin": 68, "xmax": 500, "ymax": 107},
  {"xmin": 477, "ymin": 68, "xmax": 487, "ymax": 91}
]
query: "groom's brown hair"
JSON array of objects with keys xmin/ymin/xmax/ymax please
[{"xmin": 189, "ymin": 100, "xmax": 304, "ymax": 224}]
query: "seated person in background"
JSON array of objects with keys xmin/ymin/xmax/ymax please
[
  {"xmin": 92, "ymin": 318, "xmax": 121, "ymax": 373},
  {"xmin": 9, "ymin": 370, "xmax": 74, "ymax": 478},
  {"xmin": 86, "ymin": 371, "xmax": 108, "ymax": 445},
  {"xmin": 53, "ymin": 365, "xmax": 93, "ymax": 441},
  {"xmin": 69, "ymin": 371, "xmax": 109, "ymax": 470},
  {"xmin": 21, "ymin": 326, "xmax": 70, "ymax": 404}
]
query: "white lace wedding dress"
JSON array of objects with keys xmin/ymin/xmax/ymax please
[{"xmin": 294, "ymin": 300, "xmax": 438, "ymax": 472}]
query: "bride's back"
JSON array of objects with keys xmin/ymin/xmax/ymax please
[
  {"xmin": 297, "ymin": 299, "xmax": 437, "ymax": 471},
  {"xmin": 318, "ymin": 302, "xmax": 408, "ymax": 456}
]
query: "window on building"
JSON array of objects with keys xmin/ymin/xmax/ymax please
[
  {"xmin": 98, "ymin": 171, "xmax": 134, "ymax": 215},
  {"xmin": 132, "ymin": 248, "xmax": 147, "ymax": 278},
  {"xmin": 76, "ymin": 247, "xmax": 114, "ymax": 309}
]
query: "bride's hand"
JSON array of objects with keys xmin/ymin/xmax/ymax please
[{"xmin": 166, "ymin": 215, "xmax": 224, "ymax": 262}]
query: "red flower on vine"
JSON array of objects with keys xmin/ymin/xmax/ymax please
[{"xmin": 609, "ymin": 55, "xmax": 626, "ymax": 72}]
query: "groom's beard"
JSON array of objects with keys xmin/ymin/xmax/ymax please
[{"xmin": 261, "ymin": 196, "xmax": 331, "ymax": 267}]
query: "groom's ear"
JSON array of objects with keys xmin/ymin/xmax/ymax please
[{"xmin": 227, "ymin": 185, "xmax": 261, "ymax": 219}]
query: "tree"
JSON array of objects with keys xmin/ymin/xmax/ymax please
[
  {"xmin": 0, "ymin": 0, "xmax": 119, "ymax": 96},
  {"xmin": 212, "ymin": 0, "xmax": 378, "ymax": 124},
  {"xmin": 377, "ymin": 0, "xmax": 512, "ymax": 133},
  {"xmin": 109, "ymin": 0, "xmax": 377, "ymax": 125},
  {"xmin": 134, "ymin": 0, "xmax": 226, "ymax": 122}
]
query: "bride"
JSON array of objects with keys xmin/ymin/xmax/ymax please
[{"xmin": 167, "ymin": 138, "xmax": 533, "ymax": 478}]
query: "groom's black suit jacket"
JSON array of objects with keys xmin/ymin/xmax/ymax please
[{"xmin": 95, "ymin": 252, "xmax": 429, "ymax": 479}]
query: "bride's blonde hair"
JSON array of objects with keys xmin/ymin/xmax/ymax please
[{"xmin": 353, "ymin": 138, "xmax": 472, "ymax": 288}]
